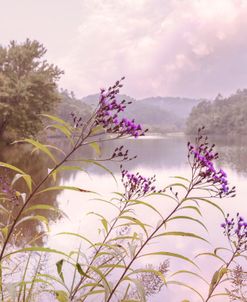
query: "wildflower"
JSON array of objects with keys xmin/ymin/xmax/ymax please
[
  {"xmin": 221, "ymin": 214, "xmax": 247, "ymax": 252},
  {"xmin": 120, "ymin": 165, "xmax": 162, "ymax": 199},
  {"xmin": 188, "ymin": 130, "xmax": 235, "ymax": 198},
  {"xmin": 95, "ymin": 78, "xmax": 147, "ymax": 138}
]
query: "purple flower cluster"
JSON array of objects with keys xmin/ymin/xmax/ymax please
[
  {"xmin": 120, "ymin": 166, "xmax": 159, "ymax": 199},
  {"xmin": 188, "ymin": 132, "xmax": 235, "ymax": 198},
  {"xmin": 221, "ymin": 213, "xmax": 247, "ymax": 251},
  {"xmin": 95, "ymin": 78, "xmax": 147, "ymax": 138}
]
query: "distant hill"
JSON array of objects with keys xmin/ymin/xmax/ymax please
[
  {"xmin": 139, "ymin": 96, "xmax": 201, "ymax": 119},
  {"xmin": 81, "ymin": 94, "xmax": 202, "ymax": 133}
]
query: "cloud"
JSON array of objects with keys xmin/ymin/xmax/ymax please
[{"xmin": 57, "ymin": 0, "xmax": 247, "ymax": 99}]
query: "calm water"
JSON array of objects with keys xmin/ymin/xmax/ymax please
[{"xmin": 1, "ymin": 135, "xmax": 247, "ymax": 301}]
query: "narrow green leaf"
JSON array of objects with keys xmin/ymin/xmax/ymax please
[
  {"xmin": 0, "ymin": 162, "xmax": 26, "ymax": 175},
  {"xmin": 167, "ymin": 216, "xmax": 207, "ymax": 231},
  {"xmin": 1, "ymin": 226, "xmax": 8, "ymax": 239},
  {"xmin": 80, "ymin": 289, "xmax": 105, "ymax": 298},
  {"xmin": 54, "ymin": 290, "xmax": 69, "ymax": 302},
  {"xmin": 16, "ymin": 215, "xmax": 49, "ymax": 230},
  {"xmin": 178, "ymin": 206, "xmax": 202, "ymax": 216},
  {"xmin": 101, "ymin": 218, "xmax": 108, "ymax": 233},
  {"xmin": 171, "ymin": 270, "xmax": 209, "ymax": 285},
  {"xmin": 165, "ymin": 182, "xmax": 189, "ymax": 190},
  {"xmin": 127, "ymin": 199, "xmax": 164, "ymax": 220},
  {"xmin": 15, "ymin": 139, "xmax": 57, "ymax": 163},
  {"xmin": 76, "ymin": 263, "xmax": 92, "ymax": 279},
  {"xmin": 56, "ymin": 259, "xmax": 65, "ymax": 283},
  {"xmin": 0, "ymin": 162, "xmax": 32, "ymax": 192},
  {"xmin": 55, "ymin": 165, "xmax": 86, "ymax": 173},
  {"xmin": 89, "ymin": 266, "xmax": 111, "ymax": 292},
  {"xmin": 195, "ymin": 252, "xmax": 227, "ymax": 264},
  {"xmin": 23, "ymin": 204, "xmax": 68, "ymax": 219},
  {"xmin": 154, "ymin": 231, "xmax": 209, "ymax": 243},
  {"xmin": 140, "ymin": 252, "xmax": 199, "ymax": 269},
  {"xmin": 40, "ymin": 114, "xmax": 70, "ymax": 127},
  {"xmin": 91, "ymin": 125, "xmax": 105, "ymax": 135},
  {"xmin": 37, "ymin": 273, "xmax": 67, "ymax": 289},
  {"xmin": 186, "ymin": 197, "xmax": 225, "ymax": 216},
  {"xmin": 208, "ymin": 267, "xmax": 228, "ymax": 296},
  {"xmin": 4, "ymin": 247, "xmax": 70, "ymax": 260},
  {"xmin": 167, "ymin": 280, "xmax": 204, "ymax": 301},
  {"xmin": 170, "ymin": 176, "xmax": 190, "ymax": 182},
  {"xmin": 119, "ymin": 216, "xmax": 150, "ymax": 236},
  {"xmin": 47, "ymin": 124, "xmax": 71, "ymax": 140},
  {"xmin": 89, "ymin": 142, "xmax": 101, "ymax": 155},
  {"xmin": 80, "ymin": 159, "xmax": 117, "ymax": 183},
  {"xmin": 36, "ymin": 185, "xmax": 91, "ymax": 195},
  {"xmin": 44, "ymin": 144, "xmax": 66, "ymax": 156}
]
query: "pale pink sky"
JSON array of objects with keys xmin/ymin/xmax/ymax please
[{"xmin": 1, "ymin": 0, "xmax": 247, "ymax": 99}]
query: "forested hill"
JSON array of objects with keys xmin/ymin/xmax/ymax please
[
  {"xmin": 186, "ymin": 90, "xmax": 247, "ymax": 135},
  {"xmin": 81, "ymin": 94, "xmax": 201, "ymax": 133}
]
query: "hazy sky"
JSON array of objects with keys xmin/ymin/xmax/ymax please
[{"xmin": 1, "ymin": 0, "xmax": 247, "ymax": 99}]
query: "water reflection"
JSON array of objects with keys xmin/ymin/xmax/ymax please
[
  {"xmin": 0, "ymin": 140, "xmax": 95, "ymax": 246},
  {"xmin": 1, "ymin": 134, "xmax": 247, "ymax": 248},
  {"xmin": 0, "ymin": 143, "xmax": 62, "ymax": 247},
  {"xmin": 95, "ymin": 135, "xmax": 188, "ymax": 173},
  {"xmin": 212, "ymin": 135, "xmax": 247, "ymax": 175},
  {"xmin": 1, "ymin": 135, "xmax": 247, "ymax": 301}
]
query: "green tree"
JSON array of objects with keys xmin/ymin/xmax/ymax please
[
  {"xmin": 186, "ymin": 90, "xmax": 247, "ymax": 135},
  {"xmin": 56, "ymin": 89, "xmax": 92, "ymax": 123},
  {"xmin": 0, "ymin": 39, "xmax": 63, "ymax": 140}
]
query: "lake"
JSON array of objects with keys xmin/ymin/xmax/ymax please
[{"xmin": 0, "ymin": 134, "xmax": 246, "ymax": 301}]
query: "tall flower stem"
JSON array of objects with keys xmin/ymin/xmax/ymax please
[
  {"xmin": 70, "ymin": 198, "xmax": 130, "ymax": 299},
  {"xmin": 0, "ymin": 143, "xmax": 81, "ymax": 261},
  {"xmin": 204, "ymin": 250, "xmax": 238, "ymax": 302},
  {"xmin": 106, "ymin": 184, "xmax": 194, "ymax": 302}
]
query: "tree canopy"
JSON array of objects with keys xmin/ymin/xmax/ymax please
[
  {"xmin": 186, "ymin": 90, "xmax": 247, "ymax": 135},
  {"xmin": 0, "ymin": 39, "xmax": 63, "ymax": 140},
  {"xmin": 56, "ymin": 89, "xmax": 92, "ymax": 124}
]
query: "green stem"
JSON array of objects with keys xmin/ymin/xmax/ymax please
[
  {"xmin": 204, "ymin": 250, "xmax": 238, "ymax": 302},
  {"xmin": 106, "ymin": 180, "xmax": 195, "ymax": 302},
  {"xmin": 0, "ymin": 144, "xmax": 80, "ymax": 261},
  {"xmin": 70, "ymin": 198, "xmax": 129, "ymax": 300}
]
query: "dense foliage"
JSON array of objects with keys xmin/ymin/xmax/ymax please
[
  {"xmin": 0, "ymin": 39, "xmax": 63, "ymax": 140},
  {"xmin": 55, "ymin": 90, "xmax": 92, "ymax": 124},
  {"xmin": 186, "ymin": 90, "xmax": 247, "ymax": 135},
  {"xmin": 0, "ymin": 79, "xmax": 246, "ymax": 302}
]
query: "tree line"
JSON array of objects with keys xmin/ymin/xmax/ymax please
[
  {"xmin": 1, "ymin": 39, "xmax": 247, "ymax": 142},
  {"xmin": 0, "ymin": 39, "xmax": 92, "ymax": 142},
  {"xmin": 186, "ymin": 90, "xmax": 247, "ymax": 135}
]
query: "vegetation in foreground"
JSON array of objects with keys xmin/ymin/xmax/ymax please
[{"xmin": 0, "ymin": 78, "xmax": 246, "ymax": 302}]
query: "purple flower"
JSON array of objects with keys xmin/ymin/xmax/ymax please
[
  {"xmin": 187, "ymin": 134, "xmax": 235, "ymax": 198},
  {"xmin": 95, "ymin": 78, "xmax": 147, "ymax": 138},
  {"xmin": 222, "ymin": 214, "xmax": 247, "ymax": 252},
  {"xmin": 120, "ymin": 166, "xmax": 160, "ymax": 199}
]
